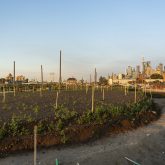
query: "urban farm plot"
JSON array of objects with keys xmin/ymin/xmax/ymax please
[
  {"xmin": 0, "ymin": 89, "xmax": 141, "ymax": 121},
  {"xmin": 0, "ymin": 88, "xmax": 159, "ymax": 155}
]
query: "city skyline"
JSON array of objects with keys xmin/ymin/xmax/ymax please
[
  {"xmin": 1, "ymin": 58, "xmax": 164, "ymax": 83},
  {"xmin": 1, "ymin": 0, "xmax": 165, "ymax": 80}
]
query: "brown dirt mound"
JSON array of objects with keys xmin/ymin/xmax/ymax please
[{"xmin": 0, "ymin": 110, "xmax": 160, "ymax": 157}]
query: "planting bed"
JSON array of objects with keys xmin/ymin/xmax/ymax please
[
  {"xmin": 0, "ymin": 89, "xmax": 141, "ymax": 121},
  {"xmin": 0, "ymin": 88, "xmax": 160, "ymax": 156}
]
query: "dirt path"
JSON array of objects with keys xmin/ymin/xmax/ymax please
[{"xmin": 1, "ymin": 98, "xmax": 165, "ymax": 165}]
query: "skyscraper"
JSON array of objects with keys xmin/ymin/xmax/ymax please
[
  {"xmin": 142, "ymin": 58, "xmax": 151, "ymax": 77},
  {"xmin": 126, "ymin": 66, "xmax": 133, "ymax": 78},
  {"xmin": 136, "ymin": 65, "xmax": 140, "ymax": 78}
]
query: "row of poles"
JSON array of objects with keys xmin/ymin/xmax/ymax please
[
  {"xmin": 33, "ymin": 83, "xmax": 141, "ymax": 165},
  {"xmin": 1, "ymin": 82, "xmax": 149, "ymax": 107},
  {"xmin": 1, "ymin": 81, "xmax": 151, "ymax": 109}
]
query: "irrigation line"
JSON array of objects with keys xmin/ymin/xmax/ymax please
[{"xmin": 125, "ymin": 157, "xmax": 141, "ymax": 165}]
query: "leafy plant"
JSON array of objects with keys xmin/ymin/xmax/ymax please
[{"xmin": 0, "ymin": 123, "xmax": 7, "ymax": 140}]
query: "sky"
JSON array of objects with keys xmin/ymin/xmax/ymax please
[{"xmin": 0, "ymin": 0, "xmax": 165, "ymax": 81}]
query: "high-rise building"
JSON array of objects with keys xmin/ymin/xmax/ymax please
[
  {"xmin": 126, "ymin": 66, "xmax": 133, "ymax": 78},
  {"xmin": 142, "ymin": 58, "xmax": 151, "ymax": 75},
  {"xmin": 126, "ymin": 65, "xmax": 141, "ymax": 79},
  {"xmin": 136, "ymin": 65, "xmax": 140, "ymax": 78}
]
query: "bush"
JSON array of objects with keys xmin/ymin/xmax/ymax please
[
  {"xmin": 0, "ymin": 123, "xmax": 7, "ymax": 140},
  {"xmin": 1, "ymin": 97, "xmax": 154, "ymax": 138}
]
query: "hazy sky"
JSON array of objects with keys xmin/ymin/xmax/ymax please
[{"xmin": 0, "ymin": 0, "xmax": 165, "ymax": 81}]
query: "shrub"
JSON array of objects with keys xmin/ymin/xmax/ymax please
[{"xmin": 0, "ymin": 123, "xmax": 7, "ymax": 140}]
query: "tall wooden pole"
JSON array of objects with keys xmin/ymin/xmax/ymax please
[
  {"xmin": 59, "ymin": 50, "xmax": 62, "ymax": 90},
  {"xmin": 41, "ymin": 65, "xmax": 43, "ymax": 88},
  {"xmin": 13, "ymin": 61, "xmax": 15, "ymax": 85},
  {"xmin": 92, "ymin": 85, "xmax": 95, "ymax": 112},
  {"xmin": 94, "ymin": 68, "xmax": 97, "ymax": 85}
]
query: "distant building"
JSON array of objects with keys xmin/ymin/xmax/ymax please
[
  {"xmin": 145, "ymin": 66, "xmax": 154, "ymax": 78},
  {"xmin": 126, "ymin": 66, "xmax": 135, "ymax": 79},
  {"xmin": 135, "ymin": 65, "xmax": 140, "ymax": 78},
  {"xmin": 118, "ymin": 74, "xmax": 123, "ymax": 80},
  {"xmin": 156, "ymin": 63, "xmax": 163, "ymax": 75},
  {"xmin": 67, "ymin": 77, "xmax": 77, "ymax": 85},
  {"xmin": 108, "ymin": 78, "xmax": 136, "ymax": 85},
  {"xmin": 6, "ymin": 73, "xmax": 13, "ymax": 83},
  {"xmin": 142, "ymin": 60, "xmax": 151, "ymax": 74},
  {"xmin": 0, "ymin": 78, "xmax": 5, "ymax": 84},
  {"xmin": 108, "ymin": 78, "xmax": 113, "ymax": 85},
  {"xmin": 163, "ymin": 72, "xmax": 165, "ymax": 82},
  {"xmin": 16, "ymin": 75, "xmax": 28, "ymax": 84},
  {"xmin": 112, "ymin": 73, "xmax": 118, "ymax": 80},
  {"xmin": 16, "ymin": 75, "xmax": 25, "ymax": 81}
]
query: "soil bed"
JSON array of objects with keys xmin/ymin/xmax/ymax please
[{"xmin": 0, "ymin": 89, "xmax": 160, "ymax": 156}]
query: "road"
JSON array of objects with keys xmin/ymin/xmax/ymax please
[{"xmin": 0, "ymin": 98, "xmax": 165, "ymax": 165}]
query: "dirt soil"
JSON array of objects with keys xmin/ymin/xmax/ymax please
[
  {"xmin": 0, "ymin": 90, "xmax": 141, "ymax": 121},
  {"xmin": 0, "ymin": 98, "xmax": 164, "ymax": 165}
]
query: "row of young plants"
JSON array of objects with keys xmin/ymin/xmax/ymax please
[{"xmin": 0, "ymin": 97, "xmax": 155, "ymax": 142}]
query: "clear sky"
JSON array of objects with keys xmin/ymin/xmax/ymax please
[{"xmin": 0, "ymin": 0, "xmax": 165, "ymax": 81}]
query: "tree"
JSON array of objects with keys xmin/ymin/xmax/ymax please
[
  {"xmin": 150, "ymin": 73, "xmax": 163, "ymax": 79},
  {"xmin": 99, "ymin": 76, "xmax": 108, "ymax": 85}
]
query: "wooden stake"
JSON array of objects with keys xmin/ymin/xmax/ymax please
[
  {"xmin": 33, "ymin": 86, "xmax": 35, "ymax": 93},
  {"xmin": 86, "ymin": 84, "xmax": 88, "ymax": 94},
  {"xmin": 125, "ymin": 85, "xmax": 127, "ymax": 96},
  {"xmin": 91, "ymin": 86, "xmax": 95, "ymax": 112},
  {"xmin": 34, "ymin": 125, "xmax": 37, "ymax": 165},
  {"xmin": 14, "ymin": 86, "xmax": 16, "ymax": 96},
  {"xmin": 150, "ymin": 86, "xmax": 152, "ymax": 99},
  {"xmin": 145, "ymin": 84, "xmax": 146, "ymax": 97},
  {"xmin": 142, "ymin": 85, "xmax": 144, "ymax": 93},
  {"xmin": 127, "ymin": 85, "xmax": 129, "ymax": 94},
  {"xmin": 56, "ymin": 91, "xmax": 59, "ymax": 109},
  {"xmin": 103, "ymin": 88, "xmax": 105, "ymax": 101},
  {"xmin": 40, "ymin": 87, "xmax": 42, "ymax": 97},
  {"xmin": 135, "ymin": 83, "xmax": 137, "ymax": 103},
  {"xmin": 2, "ymin": 86, "xmax": 5, "ymax": 103}
]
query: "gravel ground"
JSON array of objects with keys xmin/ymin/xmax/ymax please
[{"xmin": 0, "ymin": 98, "xmax": 165, "ymax": 165}]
